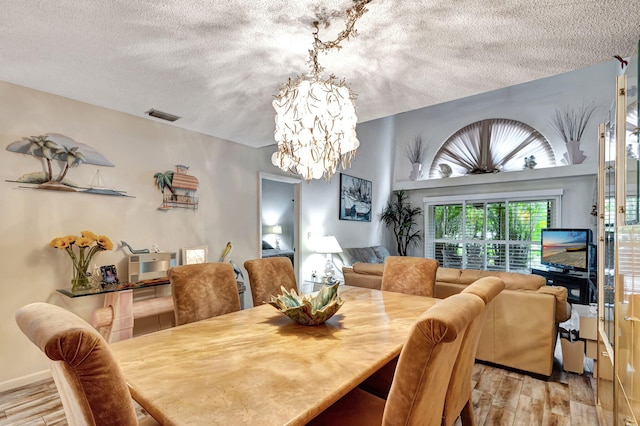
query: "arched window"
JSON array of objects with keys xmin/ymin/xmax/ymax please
[{"xmin": 429, "ymin": 119, "xmax": 556, "ymax": 178}]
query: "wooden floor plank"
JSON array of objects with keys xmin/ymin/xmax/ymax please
[
  {"xmin": 568, "ymin": 373, "xmax": 596, "ymax": 407},
  {"xmin": 541, "ymin": 411, "xmax": 572, "ymax": 426},
  {"xmin": 570, "ymin": 400, "xmax": 599, "ymax": 424},
  {"xmin": 494, "ymin": 376, "xmax": 524, "ymax": 411},
  {"xmin": 472, "ymin": 388, "xmax": 495, "ymax": 425},
  {"xmin": 546, "ymin": 381, "xmax": 571, "ymax": 417},
  {"xmin": 513, "ymin": 394, "xmax": 544, "ymax": 425},
  {"xmin": 483, "ymin": 405, "xmax": 516, "ymax": 426},
  {"xmin": 475, "ymin": 364, "xmax": 505, "ymax": 393},
  {"xmin": 521, "ymin": 374, "xmax": 547, "ymax": 402}
]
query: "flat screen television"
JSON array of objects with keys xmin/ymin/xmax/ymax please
[{"xmin": 541, "ymin": 228, "xmax": 592, "ymax": 272}]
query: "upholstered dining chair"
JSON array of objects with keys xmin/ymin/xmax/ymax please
[
  {"xmin": 308, "ymin": 292, "xmax": 485, "ymax": 426},
  {"xmin": 244, "ymin": 257, "xmax": 298, "ymax": 306},
  {"xmin": 168, "ymin": 262, "xmax": 241, "ymax": 326},
  {"xmin": 442, "ymin": 277, "xmax": 505, "ymax": 426},
  {"xmin": 15, "ymin": 302, "xmax": 159, "ymax": 426},
  {"xmin": 380, "ymin": 256, "xmax": 439, "ymax": 297}
]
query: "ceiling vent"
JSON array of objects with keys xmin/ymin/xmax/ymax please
[{"xmin": 145, "ymin": 109, "xmax": 181, "ymax": 122}]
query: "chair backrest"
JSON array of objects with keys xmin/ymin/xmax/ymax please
[
  {"xmin": 383, "ymin": 293, "xmax": 484, "ymax": 426},
  {"xmin": 168, "ymin": 262, "xmax": 241, "ymax": 326},
  {"xmin": 442, "ymin": 277, "xmax": 505, "ymax": 426},
  {"xmin": 15, "ymin": 302, "xmax": 139, "ymax": 426},
  {"xmin": 381, "ymin": 256, "xmax": 439, "ymax": 297},
  {"xmin": 244, "ymin": 257, "xmax": 298, "ymax": 306}
]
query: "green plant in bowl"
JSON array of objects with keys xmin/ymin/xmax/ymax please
[{"xmin": 269, "ymin": 283, "xmax": 344, "ymax": 325}]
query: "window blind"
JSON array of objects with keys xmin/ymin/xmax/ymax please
[{"xmin": 425, "ymin": 193, "xmax": 559, "ymax": 272}]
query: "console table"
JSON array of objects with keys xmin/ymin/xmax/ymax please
[
  {"xmin": 57, "ymin": 279, "xmax": 247, "ymax": 343},
  {"xmin": 531, "ymin": 268, "xmax": 595, "ymax": 305}
]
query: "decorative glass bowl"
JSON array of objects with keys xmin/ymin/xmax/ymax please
[{"xmin": 269, "ymin": 283, "xmax": 344, "ymax": 326}]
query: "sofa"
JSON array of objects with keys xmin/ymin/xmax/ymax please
[
  {"xmin": 338, "ymin": 245, "xmax": 390, "ymax": 266},
  {"xmin": 342, "ymin": 263, "xmax": 570, "ymax": 377},
  {"xmin": 332, "ymin": 246, "xmax": 390, "ymax": 282}
]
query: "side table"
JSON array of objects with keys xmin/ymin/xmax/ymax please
[
  {"xmin": 57, "ymin": 280, "xmax": 246, "ymax": 343},
  {"xmin": 303, "ymin": 280, "xmax": 343, "ymax": 292}
]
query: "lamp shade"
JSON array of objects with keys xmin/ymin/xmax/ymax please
[
  {"xmin": 316, "ymin": 236, "xmax": 343, "ymax": 254},
  {"xmin": 272, "ymin": 225, "xmax": 283, "ymax": 235}
]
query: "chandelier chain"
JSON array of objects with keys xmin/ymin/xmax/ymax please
[
  {"xmin": 309, "ymin": 0, "xmax": 372, "ymax": 79},
  {"xmin": 272, "ymin": 0, "xmax": 372, "ymax": 181}
]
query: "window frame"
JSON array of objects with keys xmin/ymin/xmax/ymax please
[{"xmin": 423, "ymin": 189, "xmax": 563, "ymax": 272}]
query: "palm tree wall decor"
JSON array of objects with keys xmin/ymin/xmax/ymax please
[
  {"xmin": 154, "ymin": 165, "xmax": 199, "ymax": 211},
  {"xmin": 5, "ymin": 133, "xmax": 119, "ymax": 194}
]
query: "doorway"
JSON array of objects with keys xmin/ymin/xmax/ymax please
[{"xmin": 259, "ymin": 173, "xmax": 302, "ymax": 283}]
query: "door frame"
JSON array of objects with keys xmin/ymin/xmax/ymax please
[{"xmin": 259, "ymin": 172, "xmax": 302, "ymax": 284}]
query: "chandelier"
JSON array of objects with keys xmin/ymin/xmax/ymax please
[{"xmin": 271, "ymin": 1, "xmax": 371, "ymax": 181}]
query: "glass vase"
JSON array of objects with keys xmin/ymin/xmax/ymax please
[{"xmin": 71, "ymin": 265, "xmax": 92, "ymax": 291}]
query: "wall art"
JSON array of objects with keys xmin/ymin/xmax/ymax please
[
  {"xmin": 154, "ymin": 164, "xmax": 199, "ymax": 210},
  {"xmin": 5, "ymin": 133, "xmax": 132, "ymax": 197},
  {"xmin": 339, "ymin": 173, "xmax": 372, "ymax": 222}
]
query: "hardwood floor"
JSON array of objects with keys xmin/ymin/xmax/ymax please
[
  {"xmin": 0, "ymin": 379, "xmax": 149, "ymax": 426},
  {"xmin": 0, "ymin": 362, "xmax": 598, "ymax": 426},
  {"xmin": 462, "ymin": 362, "xmax": 598, "ymax": 426}
]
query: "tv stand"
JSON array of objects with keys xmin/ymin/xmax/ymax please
[{"xmin": 531, "ymin": 268, "xmax": 595, "ymax": 305}]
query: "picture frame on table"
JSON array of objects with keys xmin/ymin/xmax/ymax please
[
  {"xmin": 339, "ymin": 173, "xmax": 372, "ymax": 222},
  {"xmin": 100, "ymin": 265, "xmax": 120, "ymax": 287},
  {"xmin": 182, "ymin": 245, "xmax": 209, "ymax": 265}
]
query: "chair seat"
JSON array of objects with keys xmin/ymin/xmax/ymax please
[{"xmin": 308, "ymin": 387, "xmax": 385, "ymax": 425}]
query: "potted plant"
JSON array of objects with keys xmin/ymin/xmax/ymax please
[
  {"xmin": 381, "ymin": 190, "xmax": 423, "ymax": 256},
  {"xmin": 403, "ymin": 134, "xmax": 426, "ymax": 180}
]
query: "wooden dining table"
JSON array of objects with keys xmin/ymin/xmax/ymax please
[{"xmin": 110, "ymin": 285, "xmax": 438, "ymax": 425}]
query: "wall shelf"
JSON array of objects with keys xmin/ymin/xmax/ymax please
[{"xmin": 393, "ymin": 163, "xmax": 597, "ymax": 191}]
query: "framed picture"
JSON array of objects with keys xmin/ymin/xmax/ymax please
[
  {"xmin": 339, "ymin": 174, "xmax": 372, "ymax": 222},
  {"xmin": 100, "ymin": 265, "xmax": 120, "ymax": 287},
  {"xmin": 182, "ymin": 245, "xmax": 208, "ymax": 265}
]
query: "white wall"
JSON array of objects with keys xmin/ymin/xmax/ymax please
[
  {"xmin": 392, "ymin": 60, "xmax": 618, "ymax": 184},
  {"xmin": 0, "ymin": 80, "xmax": 264, "ymax": 389}
]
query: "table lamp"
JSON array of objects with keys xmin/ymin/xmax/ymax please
[
  {"xmin": 316, "ymin": 235, "xmax": 343, "ymax": 280},
  {"xmin": 272, "ymin": 225, "xmax": 283, "ymax": 249}
]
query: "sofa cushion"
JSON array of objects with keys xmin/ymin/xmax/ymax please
[
  {"xmin": 352, "ymin": 262, "xmax": 384, "ymax": 276},
  {"xmin": 372, "ymin": 246, "xmax": 391, "ymax": 262},
  {"xmin": 453, "ymin": 269, "xmax": 544, "ymax": 291},
  {"xmin": 436, "ymin": 268, "xmax": 462, "ymax": 284},
  {"xmin": 341, "ymin": 246, "xmax": 390, "ymax": 266}
]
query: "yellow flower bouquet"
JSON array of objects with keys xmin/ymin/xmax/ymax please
[{"xmin": 49, "ymin": 231, "xmax": 113, "ymax": 291}]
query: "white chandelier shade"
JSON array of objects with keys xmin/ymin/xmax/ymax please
[
  {"xmin": 272, "ymin": 76, "xmax": 360, "ymax": 181},
  {"xmin": 271, "ymin": 0, "xmax": 370, "ymax": 182}
]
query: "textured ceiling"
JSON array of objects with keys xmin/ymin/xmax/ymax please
[{"xmin": 1, "ymin": 1, "xmax": 638, "ymax": 148}]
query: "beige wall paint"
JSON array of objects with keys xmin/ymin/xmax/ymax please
[{"xmin": 0, "ymin": 80, "xmax": 265, "ymax": 389}]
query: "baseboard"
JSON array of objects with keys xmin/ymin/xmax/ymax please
[{"xmin": 0, "ymin": 370, "xmax": 52, "ymax": 393}]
